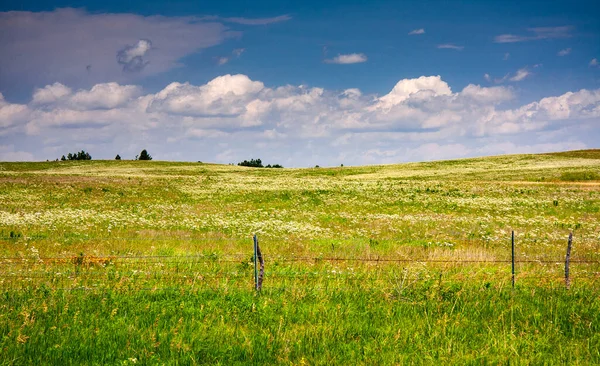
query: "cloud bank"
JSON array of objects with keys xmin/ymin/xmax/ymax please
[{"xmin": 1, "ymin": 75, "xmax": 597, "ymax": 165}]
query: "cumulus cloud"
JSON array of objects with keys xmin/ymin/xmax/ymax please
[
  {"xmin": 148, "ymin": 74, "xmax": 265, "ymax": 118},
  {"xmin": 324, "ymin": 53, "xmax": 368, "ymax": 64},
  {"xmin": 117, "ymin": 39, "xmax": 152, "ymax": 72},
  {"xmin": 1, "ymin": 74, "xmax": 598, "ymax": 165},
  {"xmin": 495, "ymin": 26, "xmax": 573, "ymax": 43},
  {"xmin": 557, "ymin": 48, "xmax": 571, "ymax": 56},
  {"xmin": 408, "ymin": 28, "xmax": 425, "ymax": 35},
  {"xmin": 32, "ymin": 83, "xmax": 73, "ymax": 105},
  {"xmin": 437, "ymin": 44, "xmax": 464, "ymax": 50}
]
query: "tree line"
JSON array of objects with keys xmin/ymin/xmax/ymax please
[
  {"xmin": 57, "ymin": 150, "xmax": 284, "ymax": 167},
  {"xmin": 60, "ymin": 149, "xmax": 152, "ymax": 161},
  {"xmin": 237, "ymin": 158, "xmax": 283, "ymax": 168}
]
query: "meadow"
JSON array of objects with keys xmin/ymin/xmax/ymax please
[{"xmin": 1, "ymin": 150, "xmax": 599, "ymax": 364}]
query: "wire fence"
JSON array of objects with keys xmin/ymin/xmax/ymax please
[{"xmin": 1, "ymin": 233, "xmax": 599, "ymax": 292}]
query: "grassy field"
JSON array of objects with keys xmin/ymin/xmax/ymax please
[{"xmin": 1, "ymin": 150, "xmax": 599, "ymax": 364}]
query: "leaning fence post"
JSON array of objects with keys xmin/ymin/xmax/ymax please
[
  {"xmin": 565, "ymin": 232, "xmax": 573, "ymax": 289},
  {"xmin": 511, "ymin": 230, "xmax": 515, "ymax": 289},
  {"xmin": 253, "ymin": 234, "xmax": 264, "ymax": 291}
]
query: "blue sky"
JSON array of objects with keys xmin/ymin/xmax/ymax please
[{"xmin": 0, "ymin": 0, "xmax": 599, "ymax": 165}]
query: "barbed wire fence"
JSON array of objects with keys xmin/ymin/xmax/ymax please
[{"xmin": 1, "ymin": 231, "xmax": 599, "ymax": 293}]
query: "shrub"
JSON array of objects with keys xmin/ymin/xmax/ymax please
[{"xmin": 115, "ymin": 154, "xmax": 121, "ymax": 160}]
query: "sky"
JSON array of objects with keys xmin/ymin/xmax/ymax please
[{"xmin": 0, "ymin": 0, "xmax": 599, "ymax": 166}]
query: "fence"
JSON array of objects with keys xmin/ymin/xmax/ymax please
[{"xmin": 1, "ymin": 232, "xmax": 598, "ymax": 292}]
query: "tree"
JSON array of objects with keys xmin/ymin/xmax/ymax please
[
  {"xmin": 138, "ymin": 149, "xmax": 152, "ymax": 161},
  {"xmin": 115, "ymin": 154, "xmax": 121, "ymax": 160},
  {"xmin": 238, "ymin": 158, "xmax": 263, "ymax": 167},
  {"xmin": 63, "ymin": 150, "xmax": 92, "ymax": 161}
]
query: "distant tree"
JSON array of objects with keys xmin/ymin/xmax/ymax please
[
  {"xmin": 238, "ymin": 158, "xmax": 263, "ymax": 168},
  {"xmin": 115, "ymin": 154, "xmax": 121, "ymax": 160},
  {"xmin": 269, "ymin": 164, "xmax": 283, "ymax": 168},
  {"xmin": 63, "ymin": 150, "xmax": 92, "ymax": 161},
  {"xmin": 138, "ymin": 149, "xmax": 152, "ymax": 161}
]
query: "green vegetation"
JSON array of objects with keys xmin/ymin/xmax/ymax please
[
  {"xmin": 138, "ymin": 149, "xmax": 152, "ymax": 161},
  {"xmin": 1, "ymin": 150, "xmax": 599, "ymax": 364},
  {"xmin": 238, "ymin": 158, "xmax": 283, "ymax": 168},
  {"xmin": 61, "ymin": 150, "xmax": 92, "ymax": 161}
]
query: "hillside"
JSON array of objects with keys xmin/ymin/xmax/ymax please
[{"xmin": 1, "ymin": 150, "xmax": 599, "ymax": 364}]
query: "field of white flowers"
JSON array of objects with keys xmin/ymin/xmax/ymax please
[{"xmin": 1, "ymin": 150, "xmax": 599, "ymax": 262}]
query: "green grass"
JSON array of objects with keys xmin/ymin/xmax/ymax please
[{"xmin": 1, "ymin": 149, "xmax": 600, "ymax": 364}]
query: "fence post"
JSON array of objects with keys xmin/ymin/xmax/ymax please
[
  {"xmin": 511, "ymin": 230, "xmax": 515, "ymax": 289},
  {"xmin": 565, "ymin": 232, "xmax": 573, "ymax": 289},
  {"xmin": 253, "ymin": 234, "xmax": 258, "ymax": 290},
  {"xmin": 253, "ymin": 234, "xmax": 264, "ymax": 291}
]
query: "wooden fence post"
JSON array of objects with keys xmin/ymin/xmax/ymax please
[
  {"xmin": 511, "ymin": 231, "xmax": 515, "ymax": 289},
  {"xmin": 253, "ymin": 235, "xmax": 264, "ymax": 291},
  {"xmin": 565, "ymin": 232, "xmax": 573, "ymax": 289}
]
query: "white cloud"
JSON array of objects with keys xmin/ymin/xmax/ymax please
[
  {"xmin": 32, "ymin": 82, "xmax": 141, "ymax": 110},
  {"xmin": 324, "ymin": 53, "xmax": 368, "ymax": 64},
  {"xmin": 495, "ymin": 26, "xmax": 573, "ymax": 43},
  {"xmin": 460, "ymin": 84, "xmax": 514, "ymax": 104},
  {"xmin": 503, "ymin": 53, "xmax": 510, "ymax": 60},
  {"xmin": 117, "ymin": 39, "xmax": 152, "ymax": 72},
  {"xmin": 1, "ymin": 75, "xmax": 598, "ymax": 165},
  {"xmin": 557, "ymin": 48, "xmax": 571, "ymax": 56},
  {"xmin": 0, "ymin": 145, "xmax": 35, "ymax": 161},
  {"xmin": 376, "ymin": 75, "xmax": 452, "ymax": 108},
  {"xmin": 408, "ymin": 28, "xmax": 425, "ymax": 35},
  {"xmin": 0, "ymin": 93, "xmax": 30, "ymax": 135},
  {"xmin": 148, "ymin": 74, "xmax": 265, "ymax": 118},
  {"xmin": 484, "ymin": 74, "xmax": 492, "ymax": 82},
  {"xmin": 509, "ymin": 68, "xmax": 531, "ymax": 82},
  {"xmin": 437, "ymin": 44, "xmax": 464, "ymax": 50},
  {"xmin": 217, "ymin": 57, "xmax": 230, "ymax": 66},
  {"xmin": 591, "ymin": 58, "xmax": 599, "ymax": 67},
  {"xmin": 478, "ymin": 141, "xmax": 587, "ymax": 156},
  {"xmin": 32, "ymin": 83, "xmax": 73, "ymax": 105}
]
